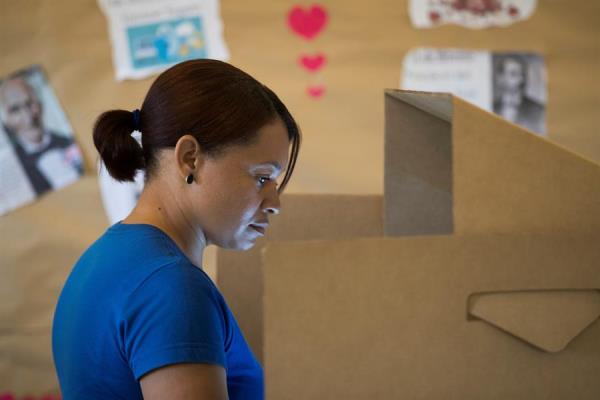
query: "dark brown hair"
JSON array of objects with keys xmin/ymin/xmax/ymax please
[{"xmin": 93, "ymin": 59, "xmax": 300, "ymax": 192}]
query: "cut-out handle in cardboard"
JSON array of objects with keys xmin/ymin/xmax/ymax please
[{"xmin": 468, "ymin": 290, "xmax": 600, "ymax": 353}]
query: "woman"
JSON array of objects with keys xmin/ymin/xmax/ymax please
[{"xmin": 52, "ymin": 59, "xmax": 301, "ymax": 399}]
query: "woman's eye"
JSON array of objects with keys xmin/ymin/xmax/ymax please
[{"xmin": 257, "ymin": 176, "xmax": 271, "ymax": 186}]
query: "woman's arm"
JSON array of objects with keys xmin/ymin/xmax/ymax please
[{"xmin": 140, "ymin": 363, "xmax": 229, "ymax": 400}]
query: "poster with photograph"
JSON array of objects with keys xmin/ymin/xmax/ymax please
[
  {"xmin": 98, "ymin": 0, "xmax": 230, "ymax": 80},
  {"xmin": 409, "ymin": 0, "xmax": 537, "ymax": 29},
  {"xmin": 0, "ymin": 66, "xmax": 84, "ymax": 216},
  {"xmin": 402, "ymin": 48, "xmax": 547, "ymax": 135}
]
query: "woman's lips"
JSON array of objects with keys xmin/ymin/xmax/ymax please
[{"xmin": 249, "ymin": 224, "xmax": 266, "ymax": 235}]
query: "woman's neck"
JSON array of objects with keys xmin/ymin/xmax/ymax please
[{"xmin": 123, "ymin": 180, "xmax": 206, "ymax": 267}]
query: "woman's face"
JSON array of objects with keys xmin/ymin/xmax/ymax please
[{"xmin": 191, "ymin": 117, "xmax": 291, "ymax": 250}]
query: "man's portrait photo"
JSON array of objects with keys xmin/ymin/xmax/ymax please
[
  {"xmin": 0, "ymin": 66, "xmax": 83, "ymax": 203},
  {"xmin": 492, "ymin": 53, "xmax": 547, "ymax": 135}
]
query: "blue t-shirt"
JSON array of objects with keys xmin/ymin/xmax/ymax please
[{"xmin": 52, "ymin": 223, "xmax": 263, "ymax": 399}]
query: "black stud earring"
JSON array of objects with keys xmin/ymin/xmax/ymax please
[{"xmin": 186, "ymin": 174, "xmax": 194, "ymax": 184}]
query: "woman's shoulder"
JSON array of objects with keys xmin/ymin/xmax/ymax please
[
  {"xmin": 81, "ymin": 223, "xmax": 181, "ymax": 267},
  {"xmin": 72, "ymin": 222, "xmax": 216, "ymax": 300}
]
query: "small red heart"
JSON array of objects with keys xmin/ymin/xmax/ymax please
[
  {"xmin": 287, "ymin": 5, "xmax": 328, "ymax": 40},
  {"xmin": 0, "ymin": 393, "xmax": 15, "ymax": 400},
  {"xmin": 429, "ymin": 11, "xmax": 441, "ymax": 23},
  {"xmin": 299, "ymin": 53, "xmax": 326, "ymax": 72},
  {"xmin": 306, "ymin": 85, "xmax": 326, "ymax": 98},
  {"xmin": 508, "ymin": 5, "xmax": 519, "ymax": 17}
]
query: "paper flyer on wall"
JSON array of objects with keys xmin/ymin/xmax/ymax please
[
  {"xmin": 0, "ymin": 66, "xmax": 84, "ymax": 216},
  {"xmin": 98, "ymin": 0, "xmax": 230, "ymax": 80},
  {"xmin": 98, "ymin": 152, "xmax": 145, "ymax": 224},
  {"xmin": 402, "ymin": 48, "xmax": 547, "ymax": 135},
  {"xmin": 409, "ymin": 0, "xmax": 537, "ymax": 29}
]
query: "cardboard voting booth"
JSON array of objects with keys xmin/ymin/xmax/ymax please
[
  {"xmin": 216, "ymin": 90, "xmax": 600, "ymax": 397},
  {"xmin": 384, "ymin": 90, "xmax": 600, "ymax": 236},
  {"xmin": 262, "ymin": 234, "xmax": 600, "ymax": 399},
  {"xmin": 216, "ymin": 194, "xmax": 384, "ymax": 363}
]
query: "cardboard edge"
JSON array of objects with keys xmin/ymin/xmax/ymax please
[
  {"xmin": 451, "ymin": 95, "xmax": 600, "ymax": 169},
  {"xmin": 385, "ymin": 89, "xmax": 453, "ymax": 122}
]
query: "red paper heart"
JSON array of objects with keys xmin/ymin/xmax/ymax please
[
  {"xmin": 299, "ymin": 53, "xmax": 326, "ymax": 72},
  {"xmin": 306, "ymin": 85, "xmax": 326, "ymax": 98},
  {"xmin": 287, "ymin": 5, "xmax": 328, "ymax": 40}
]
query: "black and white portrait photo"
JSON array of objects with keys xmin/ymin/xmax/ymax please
[
  {"xmin": 492, "ymin": 53, "xmax": 547, "ymax": 134},
  {"xmin": 402, "ymin": 48, "xmax": 547, "ymax": 135},
  {"xmin": 0, "ymin": 66, "xmax": 83, "ymax": 214}
]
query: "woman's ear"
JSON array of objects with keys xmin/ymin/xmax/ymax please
[{"xmin": 174, "ymin": 135, "xmax": 204, "ymax": 183}]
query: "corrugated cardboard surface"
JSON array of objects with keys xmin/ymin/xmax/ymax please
[
  {"xmin": 263, "ymin": 234, "xmax": 600, "ymax": 399},
  {"xmin": 384, "ymin": 91, "xmax": 600, "ymax": 236},
  {"xmin": 1, "ymin": 0, "xmax": 600, "ymax": 394},
  {"xmin": 451, "ymin": 96, "xmax": 600, "ymax": 234},
  {"xmin": 384, "ymin": 92, "xmax": 453, "ymax": 235},
  {"xmin": 217, "ymin": 194, "xmax": 383, "ymax": 363}
]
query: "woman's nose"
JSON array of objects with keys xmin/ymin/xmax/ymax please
[{"xmin": 262, "ymin": 188, "xmax": 281, "ymax": 215}]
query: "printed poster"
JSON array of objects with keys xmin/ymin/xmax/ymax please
[
  {"xmin": 0, "ymin": 66, "xmax": 84, "ymax": 215},
  {"xmin": 402, "ymin": 48, "xmax": 547, "ymax": 135},
  {"xmin": 409, "ymin": 0, "xmax": 538, "ymax": 29},
  {"xmin": 98, "ymin": 0, "xmax": 230, "ymax": 80},
  {"xmin": 98, "ymin": 161, "xmax": 145, "ymax": 224}
]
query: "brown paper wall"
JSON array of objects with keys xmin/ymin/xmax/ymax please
[
  {"xmin": 1, "ymin": 0, "xmax": 599, "ymax": 394},
  {"xmin": 2, "ymin": 1, "xmax": 600, "ymax": 195}
]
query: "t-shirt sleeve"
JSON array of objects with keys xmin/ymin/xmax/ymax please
[{"xmin": 121, "ymin": 262, "xmax": 228, "ymax": 380}]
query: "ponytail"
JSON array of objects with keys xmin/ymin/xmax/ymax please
[{"xmin": 93, "ymin": 109, "xmax": 145, "ymax": 182}]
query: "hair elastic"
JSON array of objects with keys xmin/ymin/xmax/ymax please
[{"xmin": 132, "ymin": 109, "xmax": 141, "ymax": 131}]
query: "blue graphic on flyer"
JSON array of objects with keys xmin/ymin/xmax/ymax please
[{"xmin": 127, "ymin": 16, "xmax": 207, "ymax": 69}]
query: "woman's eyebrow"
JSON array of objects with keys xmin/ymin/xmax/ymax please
[{"xmin": 251, "ymin": 162, "xmax": 282, "ymax": 172}]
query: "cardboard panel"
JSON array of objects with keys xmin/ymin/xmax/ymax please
[
  {"xmin": 263, "ymin": 234, "xmax": 600, "ymax": 399},
  {"xmin": 385, "ymin": 90, "xmax": 600, "ymax": 236},
  {"xmin": 216, "ymin": 194, "xmax": 383, "ymax": 362},
  {"xmin": 384, "ymin": 91, "xmax": 453, "ymax": 235},
  {"xmin": 452, "ymin": 95, "xmax": 600, "ymax": 233}
]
